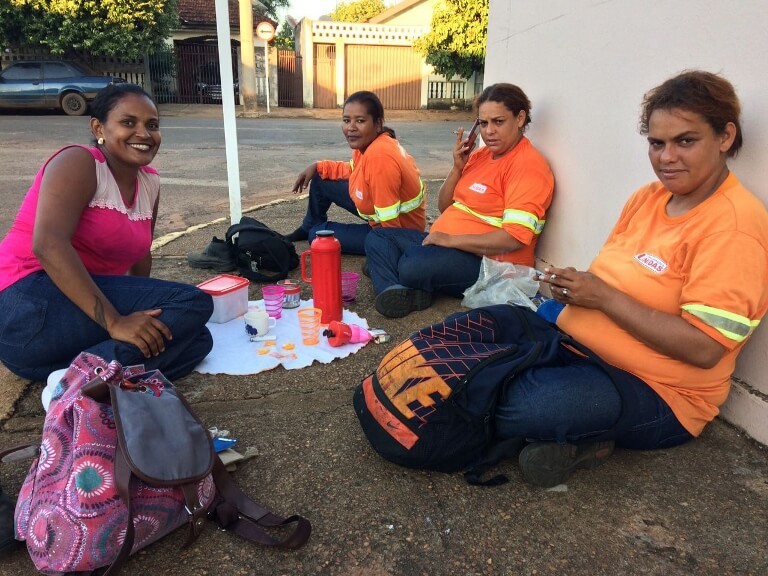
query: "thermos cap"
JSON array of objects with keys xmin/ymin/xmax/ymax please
[{"xmin": 315, "ymin": 230, "xmax": 335, "ymax": 237}]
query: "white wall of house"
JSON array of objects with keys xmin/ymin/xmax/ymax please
[{"xmin": 484, "ymin": 0, "xmax": 768, "ymax": 444}]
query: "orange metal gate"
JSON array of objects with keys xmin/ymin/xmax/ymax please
[
  {"xmin": 345, "ymin": 45, "xmax": 422, "ymax": 110},
  {"xmin": 313, "ymin": 44, "xmax": 336, "ymax": 109}
]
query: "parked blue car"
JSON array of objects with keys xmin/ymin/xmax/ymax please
[{"xmin": 0, "ymin": 60, "xmax": 126, "ymax": 116}]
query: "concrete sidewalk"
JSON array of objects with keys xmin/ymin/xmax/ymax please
[{"xmin": 1, "ymin": 197, "xmax": 767, "ymax": 575}]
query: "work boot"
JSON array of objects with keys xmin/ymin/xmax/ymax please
[
  {"xmin": 518, "ymin": 440, "xmax": 615, "ymax": 488},
  {"xmin": 0, "ymin": 485, "xmax": 20, "ymax": 556},
  {"xmin": 187, "ymin": 236, "xmax": 237, "ymax": 272},
  {"xmin": 285, "ymin": 227, "xmax": 309, "ymax": 243},
  {"xmin": 375, "ymin": 285, "xmax": 432, "ymax": 318}
]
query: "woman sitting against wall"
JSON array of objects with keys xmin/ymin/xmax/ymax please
[
  {"xmin": 365, "ymin": 83, "xmax": 555, "ymax": 318},
  {"xmin": 498, "ymin": 70, "xmax": 768, "ymax": 487}
]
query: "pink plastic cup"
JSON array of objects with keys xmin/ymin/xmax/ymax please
[
  {"xmin": 297, "ymin": 307, "xmax": 322, "ymax": 345},
  {"xmin": 262, "ymin": 285, "xmax": 285, "ymax": 319},
  {"xmin": 341, "ymin": 271, "xmax": 360, "ymax": 303}
]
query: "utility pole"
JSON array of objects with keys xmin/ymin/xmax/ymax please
[{"xmin": 239, "ymin": 0, "xmax": 258, "ymax": 113}]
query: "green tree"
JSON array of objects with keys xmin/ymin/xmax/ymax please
[
  {"xmin": 330, "ymin": 0, "xmax": 385, "ymax": 23},
  {"xmin": 254, "ymin": 0, "xmax": 289, "ymax": 22},
  {"xmin": 0, "ymin": 0, "xmax": 180, "ymax": 58},
  {"xmin": 274, "ymin": 19, "xmax": 295, "ymax": 50},
  {"xmin": 413, "ymin": 0, "xmax": 488, "ymax": 80}
]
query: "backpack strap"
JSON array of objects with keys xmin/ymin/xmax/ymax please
[
  {"xmin": 0, "ymin": 444, "xmax": 39, "ymax": 463},
  {"xmin": 208, "ymin": 457, "xmax": 311, "ymax": 549},
  {"xmin": 463, "ymin": 437, "xmax": 526, "ymax": 486}
]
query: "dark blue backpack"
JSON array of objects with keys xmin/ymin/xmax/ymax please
[{"xmin": 353, "ymin": 304, "xmax": 636, "ymax": 485}]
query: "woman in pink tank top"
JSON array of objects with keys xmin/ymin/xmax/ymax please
[{"xmin": 0, "ymin": 84, "xmax": 213, "ymax": 385}]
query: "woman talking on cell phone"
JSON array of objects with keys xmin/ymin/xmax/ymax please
[
  {"xmin": 365, "ymin": 83, "xmax": 555, "ymax": 318},
  {"xmin": 286, "ymin": 90, "xmax": 425, "ymax": 254}
]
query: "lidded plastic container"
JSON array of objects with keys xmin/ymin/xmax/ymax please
[{"xmin": 197, "ymin": 274, "xmax": 250, "ymax": 323}]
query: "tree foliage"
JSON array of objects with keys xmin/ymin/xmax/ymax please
[
  {"xmin": 257, "ymin": 0, "xmax": 289, "ymax": 22},
  {"xmin": 274, "ymin": 19, "xmax": 295, "ymax": 50},
  {"xmin": 413, "ymin": 0, "xmax": 488, "ymax": 80},
  {"xmin": 330, "ymin": 0, "xmax": 385, "ymax": 23},
  {"xmin": 0, "ymin": 0, "xmax": 179, "ymax": 58}
]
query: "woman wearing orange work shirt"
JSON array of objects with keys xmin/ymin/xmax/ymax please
[
  {"xmin": 365, "ymin": 83, "xmax": 554, "ymax": 318},
  {"xmin": 496, "ymin": 70, "xmax": 768, "ymax": 488},
  {"xmin": 286, "ymin": 91, "xmax": 425, "ymax": 254}
]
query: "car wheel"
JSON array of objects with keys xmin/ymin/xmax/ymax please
[{"xmin": 61, "ymin": 92, "xmax": 87, "ymax": 116}]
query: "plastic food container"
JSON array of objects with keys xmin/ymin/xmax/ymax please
[{"xmin": 197, "ymin": 274, "xmax": 250, "ymax": 323}]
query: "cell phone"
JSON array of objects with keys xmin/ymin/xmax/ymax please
[{"xmin": 463, "ymin": 119, "xmax": 481, "ymax": 151}]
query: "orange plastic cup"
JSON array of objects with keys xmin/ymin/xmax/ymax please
[{"xmin": 297, "ymin": 307, "xmax": 322, "ymax": 345}]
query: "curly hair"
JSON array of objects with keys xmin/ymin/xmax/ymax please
[
  {"xmin": 639, "ymin": 70, "xmax": 742, "ymax": 157},
  {"xmin": 474, "ymin": 83, "xmax": 532, "ymax": 130}
]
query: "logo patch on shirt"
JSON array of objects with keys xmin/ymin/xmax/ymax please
[
  {"xmin": 469, "ymin": 182, "xmax": 487, "ymax": 194},
  {"xmin": 634, "ymin": 252, "xmax": 667, "ymax": 273},
  {"xmin": 355, "ymin": 189, "xmax": 364, "ymax": 200}
]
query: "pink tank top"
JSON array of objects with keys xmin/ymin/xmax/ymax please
[{"xmin": 0, "ymin": 145, "xmax": 159, "ymax": 292}]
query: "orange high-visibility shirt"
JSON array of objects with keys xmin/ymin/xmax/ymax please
[
  {"xmin": 430, "ymin": 138, "xmax": 554, "ymax": 266},
  {"xmin": 316, "ymin": 133, "xmax": 425, "ymax": 231},
  {"xmin": 558, "ymin": 174, "xmax": 768, "ymax": 436}
]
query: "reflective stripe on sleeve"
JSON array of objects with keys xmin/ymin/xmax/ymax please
[
  {"xmin": 682, "ymin": 303, "xmax": 760, "ymax": 343},
  {"xmin": 358, "ymin": 178, "xmax": 426, "ymax": 223},
  {"xmin": 453, "ymin": 202, "xmax": 545, "ymax": 234},
  {"xmin": 503, "ymin": 208, "xmax": 546, "ymax": 234},
  {"xmin": 453, "ymin": 202, "xmax": 502, "ymax": 227}
]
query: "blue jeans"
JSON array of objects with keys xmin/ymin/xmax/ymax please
[
  {"xmin": 299, "ymin": 173, "xmax": 370, "ymax": 254},
  {"xmin": 494, "ymin": 347, "xmax": 693, "ymax": 450},
  {"xmin": 0, "ymin": 272, "xmax": 213, "ymax": 382},
  {"xmin": 364, "ymin": 227, "xmax": 482, "ymax": 297}
]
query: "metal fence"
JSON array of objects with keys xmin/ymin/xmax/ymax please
[{"xmin": 427, "ymin": 80, "xmax": 466, "ymax": 100}]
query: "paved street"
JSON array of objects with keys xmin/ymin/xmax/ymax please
[{"xmin": 0, "ymin": 110, "xmax": 470, "ymax": 238}]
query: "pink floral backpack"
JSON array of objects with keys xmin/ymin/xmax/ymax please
[{"xmin": 9, "ymin": 352, "xmax": 310, "ymax": 575}]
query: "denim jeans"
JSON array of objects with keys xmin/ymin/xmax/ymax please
[
  {"xmin": 364, "ymin": 227, "xmax": 482, "ymax": 296},
  {"xmin": 494, "ymin": 346, "xmax": 693, "ymax": 450},
  {"xmin": 299, "ymin": 173, "xmax": 370, "ymax": 254},
  {"xmin": 0, "ymin": 272, "xmax": 213, "ymax": 382}
]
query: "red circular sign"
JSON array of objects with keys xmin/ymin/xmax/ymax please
[{"xmin": 256, "ymin": 21, "xmax": 276, "ymax": 41}]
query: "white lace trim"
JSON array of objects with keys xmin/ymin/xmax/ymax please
[{"xmin": 88, "ymin": 160, "xmax": 159, "ymax": 221}]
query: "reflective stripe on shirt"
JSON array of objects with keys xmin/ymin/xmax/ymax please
[
  {"xmin": 453, "ymin": 202, "xmax": 545, "ymax": 234},
  {"xmin": 358, "ymin": 178, "xmax": 426, "ymax": 223},
  {"xmin": 682, "ymin": 303, "xmax": 760, "ymax": 343}
]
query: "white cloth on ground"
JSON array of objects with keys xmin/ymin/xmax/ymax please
[
  {"xmin": 42, "ymin": 368, "xmax": 68, "ymax": 412},
  {"xmin": 194, "ymin": 299, "xmax": 370, "ymax": 375}
]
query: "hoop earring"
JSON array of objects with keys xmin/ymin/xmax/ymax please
[{"xmin": 97, "ymin": 137, "xmax": 105, "ymax": 145}]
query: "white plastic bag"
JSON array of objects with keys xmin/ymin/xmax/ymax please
[{"xmin": 461, "ymin": 257, "xmax": 540, "ymax": 310}]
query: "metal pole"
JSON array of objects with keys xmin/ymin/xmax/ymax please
[
  {"xmin": 265, "ymin": 44, "xmax": 270, "ymax": 114},
  {"xmin": 214, "ymin": 0, "xmax": 242, "ymax": 225}
]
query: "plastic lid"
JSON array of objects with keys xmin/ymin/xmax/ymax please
[
  {"xmin": 315, "ymin": 230, "xmax": 335, "ymax": 237},
  {"xmin": 197, "ymin": 274, "xmax": 250, "ymax": 295}
]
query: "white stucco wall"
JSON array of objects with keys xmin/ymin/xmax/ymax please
[{"xmin": 485, "ymin": 0, "xmax": 768, "ymax": 442}]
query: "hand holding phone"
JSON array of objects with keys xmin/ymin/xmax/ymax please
[{"xmin": 463, "ymin": 119, "xmax": 481, "ymax": 152}]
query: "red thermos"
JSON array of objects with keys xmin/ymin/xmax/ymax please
[{"xmin": 300, "ymin": 230, "xmax": 342, "ymax": 324}]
